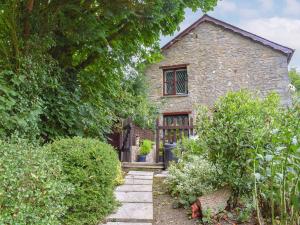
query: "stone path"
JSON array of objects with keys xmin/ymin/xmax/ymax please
[{"xmin": 102, "ymin": 171, "xmax": 154, "ymax": 225}]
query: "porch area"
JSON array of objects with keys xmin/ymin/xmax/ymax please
[{"xmin": 109, "ymin": 117, "xmax": 194, "ymax": 169}]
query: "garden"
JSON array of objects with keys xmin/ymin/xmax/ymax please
[
  {"xmin": 1, "ymin": 1, "xmax": 300, "ymax": 225},
  {"xmin": 165, "ymin": 90, "xmax": 300, "ymax": 225}
]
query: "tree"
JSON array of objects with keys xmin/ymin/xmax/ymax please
[
  {"xmin": 0, "ymin": 0, "xmax": 218, "ymax": 141},
  {"xmin": 289, "ymin": 68, "xmax": 300, "ymax": 92}
]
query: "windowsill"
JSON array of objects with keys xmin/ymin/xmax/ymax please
[{"xmin": 161, "ymin": 94, "xmax": 189, "ymax": 98}]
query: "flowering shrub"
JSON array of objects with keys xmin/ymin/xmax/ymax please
[{"xmin": 166, "ymin": 155, "xmax": 215, "ymax": 208}]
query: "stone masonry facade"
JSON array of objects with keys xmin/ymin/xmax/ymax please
[{"xmin": 145, "ymin": 21, "xmax": 292, "ymax": 121}]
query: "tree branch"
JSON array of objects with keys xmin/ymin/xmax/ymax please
[{"xmin": 75, "ymin": 20, "xmax": 131, "ymax": 71}]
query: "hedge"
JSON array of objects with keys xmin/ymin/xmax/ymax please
[
  {"xmin": 0, "ymin": 140, "xmax": 72, "ymax": 225},
  {"xmin": 46, "ymin": 137, "xmax": 120, "ymax": 224}
]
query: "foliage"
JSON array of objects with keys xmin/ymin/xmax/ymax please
[
  {"xmin": 252, "ymin": 96, "xmax": 300, "ymax": 225},
  {"xmin": 166, "ymin": 154, "xmax": 215, "ymax": 208},
  {"xmin": 46, "ymin": 137, "xmax": 120, "ymax": 224},
  {"xmin": 289, "ymin": 68, "xmax": 300, "ymax": 92},
  {"xmin": 115, "ymin": 160, "xmax": 125, "ymax": 186},
  {"xmin": 0, "ymin": 139, "xmax": 72, "ymax": 225},
  {"xmin": 0, "ymin": 0, "xmax": 218, "ymax": 141},
  {"xmin": 193, "ymin": 90, "xmax": 299, "ymax": 224},
  {"xmin": 196, "ymin": 91, "xmax": 282, "ymax": 200},
  {"xmin": 0, "ymin": 54, "xmax": 107, "ymax": 141},
  {"xmin": 140, "ymin": 139, "xmax": 153, "ymax": 155},
  {"xmin": 166, "ymin": 91, "xmax": 299, "ymax": 223}
]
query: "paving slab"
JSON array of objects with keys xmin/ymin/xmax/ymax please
[
  {"xmin": 115, "ymin": 191, "xmax": 152, "ymax": 203},
  {"xmin": 154, "ymin": 173, "xmax": 168, "ymax": 178},
  {"xmin": 107, "ymin": 203, "xmax": 153, "ymax": 222},
  {"xmin": 104, "ymin": 222, "xmax": 152, "ymax": 225},
  {"xmin": 124, "ymin": 178, "xmax": 153, "ymax": 185},
  {"xmin": 154, "ymin": 171, "xmax": 169, "ymax": 178},
  {"xmin": 125, "ymin": 175, "xmax": 153, "ymax": 180},
  {"xmin": 127, "ymin": 171, "xmax": 154, "ymax": 176},
  {"xmin": 116, "ymin": 185, "xmax": 152, "ymax": 192}
]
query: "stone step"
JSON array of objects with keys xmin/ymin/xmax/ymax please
[
  {"xmin": 125, "ymin": 175, "xmax": 153, "ymax": 180},
  {"xmin": 115, "ymin": 191, "xmax": 152, "ymax": 203},
  {"xmin": 107, "ymin": 203, "xmax": 153, "ymax": 223},
  {"xmin": 124, "ymin": 178, "xmax": 153, "ymax": 185},
  {"xmin": 103, "ymin": 222, "xmax": 152, "ymax": 225},
  {"xmin": 116, "ymin": 185, "xmax": 152, "ymax": 192},
  {"xmin": 122, "ymin": 162, "xmax": 164, "ymax": 170},
  {"xmin": 127, "ymin": 171, "xmax": 154, "ymax": 176}
]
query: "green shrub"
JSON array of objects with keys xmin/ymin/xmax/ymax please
[
  {"xmin": 196, "ymin": 91, "xmax": 282, "ymax": 200},
  {"xmin": 46, "ymin": 137, "xmax": 119, "ymax": 224},
  {"xmin": 0, "ymin": 140, "xmax": 72, "ymax": 225},
  {"xmin": 140, "ymin": 139, "xmax": 153, "ymax": 155},
  {"xmin": 166, "ymin": 155, "xmax": 215, "ymax": 208}
]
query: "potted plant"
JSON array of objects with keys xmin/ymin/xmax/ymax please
[{"xmin": 137, "ymin": 139, "xmax": 153, "ymax": 162}]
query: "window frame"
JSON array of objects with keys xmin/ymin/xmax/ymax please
[{"xmin": 163, "ymin": 67, "xmax": 188, "ymax": 96}]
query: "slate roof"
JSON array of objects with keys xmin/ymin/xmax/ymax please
[{"xmin": 161, "ymin": 14, "xmax": 294, "ymax": 63}]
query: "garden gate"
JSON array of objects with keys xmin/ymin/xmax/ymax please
[
  {"xmin": 155, "ymin": 117, "xmax": 194, "ymax": 163},
  {"xmin": 119, "ymin": 118, "xmax": 133, "ymax": 162}
]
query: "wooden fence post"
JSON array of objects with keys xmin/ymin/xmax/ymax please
[
  {"xmin": 128, "ymin": 118, "xmax": 133, "ymax": 162},
  {"xmin": 156, "ymin": 118, "xmax": 160, "ymax": 163},
  {"xmin": 190, "ymin": 117, "xmax": 194, "ymax": 136}
]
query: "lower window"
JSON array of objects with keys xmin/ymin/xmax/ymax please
[{"xmin": 163, "ymin": 114, "xmax": 189, "ymax": 126}]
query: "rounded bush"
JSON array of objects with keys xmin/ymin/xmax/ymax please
[
  {"xmin": 166, "ymin": 155, "xmax": 215, "ymax": 208},
  {"xmin": 0, "ymin": 140, "xmax": 72, "ymax": 225},
  {"xmin": 46, "ymin": 137, "xmax": 119, "ymax": 224}
]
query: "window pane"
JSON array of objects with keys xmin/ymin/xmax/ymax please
[
  {"xmin": 176, "ymin": 70, "xmax": 188, "ymax": 94},
  {"xmin": 165, "ymin": 71, "xmax": 174, "ymax": 95},
  {"xmin": 165, "ymin": 71, "xmax": 174, "ymax": 82},
  {"xmin": 165, "ymin": 82, "xmax": 174, "ymax": 95}
]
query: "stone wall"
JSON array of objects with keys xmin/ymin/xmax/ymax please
[{"xmin": 146, "ymin": 21, "xmax": 291, "ymax": 120}]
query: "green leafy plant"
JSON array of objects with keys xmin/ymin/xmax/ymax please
[
  {"xmin": 0, "ymin": 139, "xmax": 72, "ymax": 225},
  {"xmin": 46, "ymin": 137, "xmax": 120, "ymax": 225},
  {"xmin": 251, "ymin": 96, "xmax": 300, "ymax": 225},
  {"xmin": 140, "ymin": 139, "xmax": 153, "ymax": 155},
  {"xmin": 196, "ymin": 91, "xmax": 282, "ymax": 202}
]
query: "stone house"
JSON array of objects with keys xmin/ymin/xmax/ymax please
[{"xmin": 145, "ymin": 14, "xmax": 294, "ymax": 127}]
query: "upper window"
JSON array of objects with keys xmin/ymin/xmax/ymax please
[{"xmin": 163, "ymin": 67, "xmax": 188, "ymax": 96}]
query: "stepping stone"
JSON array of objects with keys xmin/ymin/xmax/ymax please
[
  {"xmin": 127, "ymin": 171, "xmax": 154, "ymax": 176},
  {"xmin": 125, "ymin": 175, "xmax": 153, "ymax": 180},
  {"xmin": 104, "ymin": 222, "xmax": 152, "ymax": 225},
  {"xmin": 124, "ymin": 178, "xmax": 153, "ymax": 185},
  {"xmin": 115, "ymin": 191, "xmax": 152, "ymax": 203},
  {"xmin": 154, "ymin": 171, "xmax": 169, "ymax": 178},
  {"xmin": 116, "ymin": 185, "xmax": 152, "ymax": 192},
  {"xmin": 107, "ymin": 203, "xmax": 153, "ymax": 223}
]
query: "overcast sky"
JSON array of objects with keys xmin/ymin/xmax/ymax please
[{"xmin": 160, "ymin": 0, "xmax": 300, "ymax": 70}]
